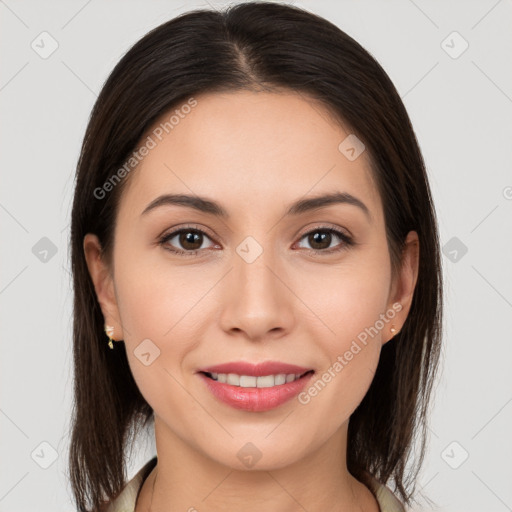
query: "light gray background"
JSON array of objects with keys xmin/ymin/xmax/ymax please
[{"xmin": 1, "ymin": 1, "xmax": 511, "ymax": 511}]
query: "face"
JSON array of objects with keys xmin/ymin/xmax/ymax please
[{"xmin": 84, "ymin": 90, "xmax": 418, "ymax": 471}]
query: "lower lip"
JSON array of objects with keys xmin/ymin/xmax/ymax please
[{"xmin": 198, "ymin": 372, "xmax": 314, "ymax": 412}]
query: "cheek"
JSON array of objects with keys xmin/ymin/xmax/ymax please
[
  {"xmin": 298, "ymin": 253, "xmax": 392, "ymax": 349},
  {"xmin": 293, "ymin": 255, "xmax": 391, "ymax": 413},
  {"xmin": 113, "ymin": 253, "xmax": 215, "ymax": 404},
  {"xmin": 114, "ymin": 246, "xmax": 214, "ymax": 341}
]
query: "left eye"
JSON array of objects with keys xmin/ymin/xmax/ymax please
[{"xmin": 296, "ymin": 228, "xmax": 352, "ymax": 252}]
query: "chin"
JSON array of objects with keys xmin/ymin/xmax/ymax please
[{"xmin": 203, "ymin": 437, "xmax": 311, "ymax": 472}]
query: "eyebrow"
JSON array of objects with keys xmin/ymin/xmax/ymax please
[{"xmin": 141, "ymin": 191, "xmax": 371, "ymax": 221}]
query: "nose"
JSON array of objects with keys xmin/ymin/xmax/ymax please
[{"xmin": 218, "ymin": 243, "xmax": 296, "ymax": 342}]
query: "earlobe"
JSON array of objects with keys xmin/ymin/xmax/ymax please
[
  {"xmin": 383, "ymin": 231, "xmax": 420, "ymax": 344},
  {"xmin": 83, "ymin": 233, "xmax": 123, "ymax": 341}
]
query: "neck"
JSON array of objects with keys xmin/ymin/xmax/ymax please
[{"xmin": 136, "ymin": 416, "xmax": 379, "ymax": 512}]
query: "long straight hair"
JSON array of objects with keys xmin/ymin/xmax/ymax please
[{"xmin": 68, "ymin": 2, "xmax": 443, "ymax": 510}]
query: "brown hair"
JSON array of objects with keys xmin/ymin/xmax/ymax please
[{"xmin": 68, "ymin": 2, "xmax": 443, "ymax": 510}]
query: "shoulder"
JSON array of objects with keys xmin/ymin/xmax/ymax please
[
  {"xmin": 105, "ymin": 456, "xmax": 157, "ymax": 512},
  {"xmin": 365, "ymin": 473, "xmax": 406, "ymax": 512}
]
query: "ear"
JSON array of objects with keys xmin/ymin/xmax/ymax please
[
  {"xmin": 383, "ymin": 230, "xmax": 419, "ymax": 345},
  {"xmin": 83, "ymin": 233, "xmax": 124, "ymax": 341}
]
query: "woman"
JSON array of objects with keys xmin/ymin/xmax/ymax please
[{"xmin": 68, "ymin": 2, "xmax": 443, "ymax": 511}]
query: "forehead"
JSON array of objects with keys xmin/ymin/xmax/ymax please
[{"xmin": 119, "ymin": 90, "xmax": 382, "ymax": 221}]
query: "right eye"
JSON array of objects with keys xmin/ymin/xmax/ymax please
[{"xmin": 158, "ymin": 226, "xmax": 218, "ymax": 256}]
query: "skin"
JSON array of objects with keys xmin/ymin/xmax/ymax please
[{"xmin": 84, "ymin": 90, "xmax": 419, "ymax": 512}]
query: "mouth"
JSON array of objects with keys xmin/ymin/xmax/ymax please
[
  {"xmin": 196, "ymin": 363, "xmax": 315, "ymax": 412},
  {"xmin": 199, "ymin": 369, "xmax": 315, "ymax": 388}
]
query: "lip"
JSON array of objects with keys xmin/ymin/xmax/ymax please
[
  {"xmin": 197, "ymin": 361, "xmax": 315, "ymax": 412},
  {"xmin": 198, "ymin": 361, "xmax": 312, "ymax": 377}
]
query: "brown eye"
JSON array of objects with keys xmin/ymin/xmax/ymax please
[
  {"xmin": 296, "ymin": 227, "xmax": 353, "ymax": 254},
  {"xmin": 159, "ymin": 227, "xmax": 217, "ymax": 255},
  {"xmin": 178, "ymin": 230, "xmax": 203, "ymax": 250},
  {"xmin": 307, "ymin": 231, "xmax": 333, "ymax": 250}
]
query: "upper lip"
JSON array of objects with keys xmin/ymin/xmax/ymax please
[{"xmin": 198, "ymin": 361, "xmax": 314, "ymax": 377}]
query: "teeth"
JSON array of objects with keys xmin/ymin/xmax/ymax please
[
  {"xmin": 209, "ymin": 372, "xmax": 304, "ymax": 387},
  {"xmin": 239, "ymin": 375, "xmax": 257, "ymax": 387},
  {"xmin": 274, "ymin": 374, "xmax": 286, "ymax": 385},
  {"xmin": 256, "ymin": 375, "xmax": 274, "ymax": 388}
]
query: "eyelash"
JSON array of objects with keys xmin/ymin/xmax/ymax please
[{"xmin": 158, "ymin": 224, "xmax": 354, "ymax": 257}]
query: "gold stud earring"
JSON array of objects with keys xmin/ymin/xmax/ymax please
[
  {"xmin": 105, "ymin": 325, "xmax": 115, "ymax": 349},
  {"xmin": 390, "ymin": 325, "xmax": 397, "ymax": 335}
]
